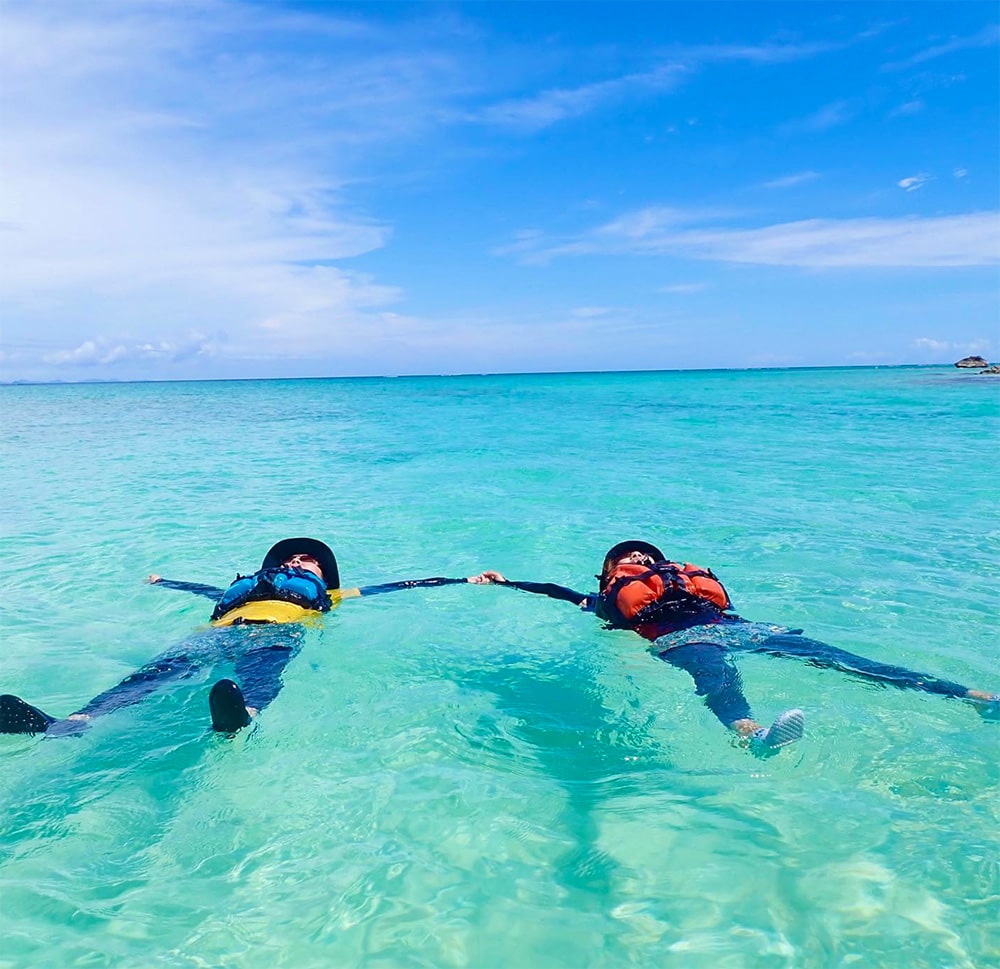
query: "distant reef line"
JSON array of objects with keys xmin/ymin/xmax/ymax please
[{"xmin": 2, "ymin": 362, "xmax": 999, "ymax": 386}]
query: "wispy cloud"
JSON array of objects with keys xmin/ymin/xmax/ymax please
[
  {"xmin": 883, "ymin": 23, "xmax": 1000, "ymax": 71},
  {"xmin": 596, "ymin": 206, "xmax": 725, "ymax": 238},
  {"xmin": 913, "ymin": 338, "xmax": 951, "ymax": 353},
  {"xmin": 504, "ymin": 208, "xmax": 1000, "ymax": 268},
  {"xmin": 660, "ymin": 283, "xmax": 707, "ymax": 294},
  {"xmin": 472, "ymin": 64, "xmax": 687, "ymax": 131},
  {"xmin": 570, "ymin": 306, "xmax": 615, "ymax": 318},
  {"xmin": 781, "ymin": 99, "xmax": 857, "ymax": 134},
  {"xmin": 675, "ymin": 40, "xmax": 845, "ymax": 65},
  {"xmin": 0, "ymin": 0, "xmax": 467, "ymax": 372},
  {"xmin": 762, "ymin": 171, "xmax": 820, "ymax": 189},
  {"xmin": 898, "ymin": 173, "xmax": 931, "ymax": 191},
  {"xmin": 472, "ymin": 35, "xmax": 856, "ymax": 132},
  {"xmin": 913, "ymin": 337, "xmax": 992, "ymax": 353},
  {"xmin": 888, "ymin": 99, "xmax": 925, "ymax": 118},
  {"xmin": 44, "ymin": 334, "xmax": 217, "ymax": 367}
]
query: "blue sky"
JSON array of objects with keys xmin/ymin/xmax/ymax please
[{"xmin": 1, "ymin": 1, "xmax": 997, "ymax": 381}]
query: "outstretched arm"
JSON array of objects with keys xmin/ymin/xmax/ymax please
[
  {"xmin": 351, "ymin": 576, "xmax": 469, "ymax": 598},
  {"xmin": 331, "ymin": 576, "xmax": 470, "ymax": 603},
  {"xmin": 468, "ymin": 571, "xmax": 595, "ymax": 609},
  {"xmin": 146, "ymin": 575, "xmax": 226, "ymax": 603}
]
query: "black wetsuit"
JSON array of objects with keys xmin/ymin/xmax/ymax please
[
  {"xmin": 494, "ymin": 579, "xmax": 972, "ymax": 728},
  {"xmin": 1, "ymin": 573, "xmax": 467, "ymax": 736},
  {"xmin": 40, "ymin": 577, "xmax": 301, "ymax": 735}
]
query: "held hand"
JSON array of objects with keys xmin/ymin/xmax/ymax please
[
  {"xmin": 468, "ymin": 570, "xmax": 507, "ymax": 584},
  {"xmin": 146, "ymin": 574, "xmax": 162, "ymax": 584}
]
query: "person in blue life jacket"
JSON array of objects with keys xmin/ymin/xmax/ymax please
[
  {"xmin": 470, "ymin": 541, "xmax": 1000, "ymax": 756},
  {"xmin": 0, "ymin": 538, "xmax": 465, "ymax": 737}
]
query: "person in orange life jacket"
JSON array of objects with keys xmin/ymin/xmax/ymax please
[
  {"xmin": 470, "ymin": 541, "xmax": 999, "ymax": 755},
  {"xmin": 0, "ymin": 538, "xmax": 465, "ymax": 737}
]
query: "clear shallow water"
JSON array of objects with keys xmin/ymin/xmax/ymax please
[{"xmin": 1, "ymin": 367, "xmax": 998, "ymax": 968}]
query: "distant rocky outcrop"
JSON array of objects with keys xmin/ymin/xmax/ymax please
[
  {"xmin": 955, "ymin": 355, "xmax": 989, "ymax": 368},
  {"xmin": 978, "ymin": 364, "xmax": 1000, "ymax": 375}
]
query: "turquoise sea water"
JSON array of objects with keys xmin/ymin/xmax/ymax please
[{"xmin": 1, "ymin": 367, "xmax": 998, "ymax": 968}]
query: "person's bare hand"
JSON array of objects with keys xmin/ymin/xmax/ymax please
[{"xmin": 468, "ymin": 570, "xmax": 507, "ymax": 584}]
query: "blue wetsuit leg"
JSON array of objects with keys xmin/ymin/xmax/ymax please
[
  {"xmin": 71, "ymin": 652, "xmax": 200, "ymax": 720},
  {"xmin": 748, "ymin": 633, "xmax": 970, "ymax": 698},
  {"xmin": 61, "ymin": 628, "xmax": 237, "ymax": 727},
  {"xmin": 41, "ymin": 652, "xmax": 201, "ymax": 734},
  {"xmin": 232, "ymin": 625, "xmax": 305, "ymax": 712},
  {"xmin": 234, "ymin": 645, "xmax": 296, "ymax": 711},
  {"xmin": 657, "ymin": 642, "xmax": 753, "ymax": 727},
  {"xmin": 42, "ymin": 625, "xmax": 304, "ymax": 735}
]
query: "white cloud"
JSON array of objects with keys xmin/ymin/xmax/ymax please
[
  {"xmin": 596, "ymin": 206, "xmax": 728, "ymax": 238},
  {"xmin": 913, "ymin": 338, "xmax": 951, "ymax": 352},
  {"xmin": 846, "ymin": 350, "xmax": 898, "ymax": 364},
  {"xmin": 44, "ymin": 334, "xmax": 218, "ymax": 367},
  {"xmin": 678, "ymin": 40, "xmax": 845, "ymax": 65},
  {"xmin": 954, "ymin": 168, "xmax": 969, "ymax": 179},
  {"xmin": 762, "ymin": 171, "xmax": 820, "ymax": 189},
  {"xmin": 570, "ymin": 306, "xmax": 614, "ymax": 318},
  {"xmin": 888, "ymin": 99, "xmax": 925, "ymax": 118},
  {"xmin": 897, "ymin": 173, "xmax": 931, "ymax": 191},
  {"xmin": 0, "ymin": 0, "xmax": 467, "ymax": 374},
  {"xmin": 660, "ymin": 283, "xmax": 707, "ymax": 294},
  {"xmin": 781, "ymin": 99, "xmax": 856, "ymax": 134},
  {"xmin": 471, "ymin": 36, "xmax": 856, "ymax": 132},
  {"xmin": 883, "ymin": 24, "xmax": 1000, "ymax": 71},
  {"xmin": 506, "ymin": 208, "xmax": 1000, "ymax": 268},
  {"xmin": 471, "ymin": 64, "xmax": 687, "ymax": 131},
  {"xmin": 913, "ymin": 337, "xmax": 991, "ymax": 353}
]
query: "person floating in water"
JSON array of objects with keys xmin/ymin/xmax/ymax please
[
  {"xmin": 0, "ymin": 537, "xmax": 464, "ymax": 737},
  {"xmin": 470, "ymin": 540, "xmax": 999, "ymax": 756}
]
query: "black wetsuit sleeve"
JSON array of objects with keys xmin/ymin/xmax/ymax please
[
  {"xmin": 499, "ymin": 580, "xmax": 595, "ymax": 608},
  {"xmin": 356, "ymin": 577, "xmax": 469, "ymax": 597},
  {"xmin": 151, "ymin": 578, "xmax": 226, "ymax": 602}
]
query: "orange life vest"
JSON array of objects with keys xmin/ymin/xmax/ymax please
[{"xmin": 596, "ymin": 561, "xmax": 732, "ymax": 628}]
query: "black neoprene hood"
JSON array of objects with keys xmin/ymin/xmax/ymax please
[{"xmin": 260, "ymin": 538, "xmax": 340, "ymax": 589}]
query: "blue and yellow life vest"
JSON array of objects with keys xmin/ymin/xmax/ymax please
[{"xmin": 211, "ymin": 567, "xmax": 334, "ymax": 627}]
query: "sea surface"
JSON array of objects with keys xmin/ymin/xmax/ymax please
[{"xmin": 1, "ymin": 367, "xmax": 998, "ymax": 968}]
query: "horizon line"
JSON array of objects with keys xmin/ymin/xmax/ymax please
[{"xmin": 0, "ymin": 361, "xmax": 986, "ymax": 388}]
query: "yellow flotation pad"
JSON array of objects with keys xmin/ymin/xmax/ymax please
[{"xmin": 211, "ymin": 587, "xmax": 361, "ymax": 627}]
